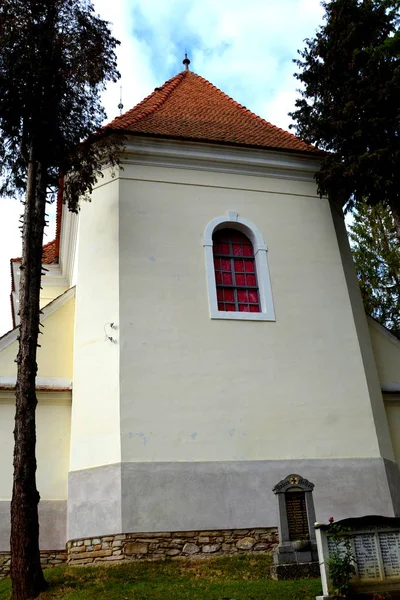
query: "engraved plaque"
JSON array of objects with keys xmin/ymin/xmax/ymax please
[
  {"xmin": 286, "ymin": 491, "xmax": 309, "ymax": 541},
  {"xmin": 379, "ymin": 532, "xmax": 400, "ymax": 578},
  {"xmin": 354, "ymin": 534, "xmax": 381, "ymax": 580}
]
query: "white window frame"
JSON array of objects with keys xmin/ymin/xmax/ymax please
[{"xmin": 203, "ymin": 211, "xmax": 275, "ymax": 321}]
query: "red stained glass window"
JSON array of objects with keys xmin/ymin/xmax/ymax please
[{"xmin": 213, "ymin": 229, "xmax": 260, "ymax": 313}]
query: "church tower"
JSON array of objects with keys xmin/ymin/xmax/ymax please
[
  {"xmin": 1, "ymin": 63, "xmax": 399, "ymax": 569},
  {"xmin": 68, "ymin": 64, "xmax": 400, "ymax": 540}
]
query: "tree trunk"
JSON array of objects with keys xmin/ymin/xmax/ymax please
[{"xmin": 10, "ymin": 145, "xmax": 48, "ymax": 600}]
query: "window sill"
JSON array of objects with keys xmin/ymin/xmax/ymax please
[{"xmin": 210, "ymin": 310, "xmax": 275, "ymax": 321}]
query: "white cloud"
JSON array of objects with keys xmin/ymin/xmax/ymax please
[
  {"xmin": 124, "ymin": 0, "xmax": 324, "ymax": 129},
  {"xmin": 92, "ymin": 0, "xmax": 159, "ymax": 123}
]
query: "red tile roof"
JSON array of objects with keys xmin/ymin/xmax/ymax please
[
  {"xmin": 106, "ymin": 69, "xmax": 322, "ymax": 155},
  {"xmin": 10, "ymin": 236, "xmax": 58, "ymax": 270},
  {"xmin": 42, "ymin": 239, "xmax": 58, "ymax": 264}
]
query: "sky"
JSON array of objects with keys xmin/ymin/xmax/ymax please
[{"xmin": 0, "ymin": 0, "xmax": 325, "ymax": 336}]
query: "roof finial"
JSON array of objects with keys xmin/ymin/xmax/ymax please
[
  {"xmin": 183, "ymin": 52, "xmax": 190, "ymax": 71},
  {"xmin": 118, "ymin": 85, "xmax": 124, "ymax": 115}
]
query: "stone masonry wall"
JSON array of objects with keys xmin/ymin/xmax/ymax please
[
  {"xmin": 0, "ymin": 528, "xmax": 278, "ymax": 577},
  {"xmin": 0, "ymin": 550, "xmax": 67, "ymax": 579},
  {"xmin": 67, "ymin": 528, "xmax": 278, "ymax": 565}
]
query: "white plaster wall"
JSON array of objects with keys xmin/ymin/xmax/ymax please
[
  {"xmin": 0, "ymin": 297, "xmax": 75, "ymax": 379},
  {"xmin": 330, "ymin": 205, "xmax": 394, "ymax": 461},
  {"xmin": 369, "ymin": 319, "xmax": 400, "ymax": 387},
  {"xmin": 0, "ymin": 393, "xmax": 71, "ymax": 500},
  {"xmin": 118, "ymin": 163, "xmax": 388, "ymax": 463},
  {"xmin": 40, "ymin": 285, "xmax": 68, "ymax": 309},
  {"xmin": 70, "ymin": 172, "xmax": 121, "ymax": 471},
  {"xmin": 385, "ymin": 397, "xmax": 400, "ymax": 468}
]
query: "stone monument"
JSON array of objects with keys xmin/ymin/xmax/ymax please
[
  {"xmin": 271, "ymin": 473, "xmax": 319, "ymax": 580},
  {"xmin": 315, "ymin": 515, "xmax": 400, "ymax": 599}
]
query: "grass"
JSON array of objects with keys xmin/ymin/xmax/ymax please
[{"xmin": 0, "ymin": 555, "xmax": 322, "ymax": 600}]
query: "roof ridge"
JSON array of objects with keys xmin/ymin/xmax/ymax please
[
  {"xmin": 107, "ymin": 70, "xmax": 188, "ymax": 129},
  {"xmin": 191, "ymin": 71, "xmax": 310, "ymax": 149}
]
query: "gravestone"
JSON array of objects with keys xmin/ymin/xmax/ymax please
[
  {"xmin": 316, "ymin": 515, "xmax": 400, "ymax": 599},
  {"xmin": 270, "ymin": 474, "xmax": 319, "ymax": 580}
]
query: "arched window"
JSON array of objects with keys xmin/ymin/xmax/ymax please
[
  {"xmin": 213, "ymin": 229, "xmax": 260, "ymax": 313},
  {"xmin": 204, "ymin": 212, "xmax": 275, "ymax": 321}
]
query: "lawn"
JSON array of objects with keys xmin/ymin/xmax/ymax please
[{"xmin": 0, "ymin": 555, "xmax": 322, "ymax": 600}]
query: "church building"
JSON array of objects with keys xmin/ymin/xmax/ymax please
[{"xmin": 1, "ymin": 60, "xmax": 400, "ymax": 567}]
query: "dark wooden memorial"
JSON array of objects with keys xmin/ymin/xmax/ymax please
[
  {"xmin": 286, "ymin": 490, "xmax": 309, "ymax": 540},
  {"xmin": 271, "ymin": 474, "xmax": 319, "ymax": 580}
]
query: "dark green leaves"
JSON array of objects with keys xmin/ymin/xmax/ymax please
[
  {"xmin": 0, "ymin": 0, "xmax": 122, "ymax": 210},
  {"xmin": 290, "ymin": 0, "xmax": 400, "ymax": 215},
  {"xmin": 349, "ymin": 202, "xmax": 400, "ymax": 337}
]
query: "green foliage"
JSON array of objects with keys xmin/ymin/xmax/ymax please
[
  {"xmin": 349, "ymin": 202, "xmax": 400, "ymax": 337},
  {"xmin": 0, "ymin": 0, "xmax": 122, "ymax": 211},
  {"xmin": 290, "ymin": 0, "xmax": 400, "ymax": 218},
  {"xmin": 0, "ymin": 555, "xmax": 322, "ymax": 600},
  {"xmin": 327, "ymin": 525, "xmax": 356, "ymax": 598}
]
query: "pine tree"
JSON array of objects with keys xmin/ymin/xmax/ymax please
[
  {"xmin": 290, "ymin": 0, "xmax": 400, "ymax": 238},
  {"xmin": 349, "ymin": 203, "xmax": 400, "ymax": 337},
  {"xmin": 0, "ymin": 1, "xmax": 121, "ymax": 598}
]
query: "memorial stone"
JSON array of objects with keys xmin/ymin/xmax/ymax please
[
  {"xmin": 354, "ymin": 533, "xmax": 380, "ymax": 580},
  {"xmin": 271, "ymin": 474, "xmax": 318, "ymax": 580},
  {"xmin": 379, "ymin": 531, "xmax": 400, "ymax": 578},
  {"xmin": 315, "ymin": 515, "xmax": 400, "ymax": 599}
]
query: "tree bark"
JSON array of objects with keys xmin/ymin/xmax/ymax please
[{"xmin": 10, "ymin": 144, "xmax": 48, "ymax": 600}]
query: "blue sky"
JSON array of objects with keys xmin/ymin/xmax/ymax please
[{"xmin": 0, "ymin": 0, "xmax": 325, "ymax": 335}]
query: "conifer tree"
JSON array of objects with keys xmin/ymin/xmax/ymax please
[
  {"xmin": 290, "ymin": 0, "xmax": 400, "ymax": 237},
  {"xmin": 0, "ymin": 1, "xmax": 121, "ymax": 598},
  {"xmin": 349, "ymin": 203, "xmax": 400, "ymax": 338}
]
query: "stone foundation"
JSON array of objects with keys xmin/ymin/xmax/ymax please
[
  {"xmin": 0, "ymin": 528, "xmax": 278, "ymax": 577},
  {"xmin": 0, "ymin": 550, "xmax": 67, "ymax": 579},
  {"xmin": 67, "ymin": 528, "xmax": 278, "ymax": 565}
]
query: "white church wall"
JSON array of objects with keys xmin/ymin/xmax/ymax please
[
  {"xmin": 0, "ymin": 392, "xmax": 71, "ymax": 550},
  {"xmin": 67, "ymin": 149, "xmax": 400, "ymax": 539},
  {"xmin": 330, "ymin": 203, "xmax": 395, "ymax": 462},
  {"xmin": 385, "ymin": 398, "xmax": 400, "ymax": 468},
  {"xmin": 70, "ymin": 171, "xmax": 121, "ymax": 473},
  {"xmin": 0, "ymin": 296, "xmax": 74, "ymax": 379},
  {"xmin": 0, "ymin": 396, "xmax": 71, "ymax": 498},
  {"xmin": 367, "ymin": 319, "xmax": 400, "ymax": 472},
  {"xmin": 39, "ymin": 285, "xmax": 69, "ymax": 309},
  {"xmin": 117, "ymin": 161, "xmax": 390, "ymax": 464},
  {"xmin": 368, "ymin": 317, "xmax": 400, "ymax": 389}
]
